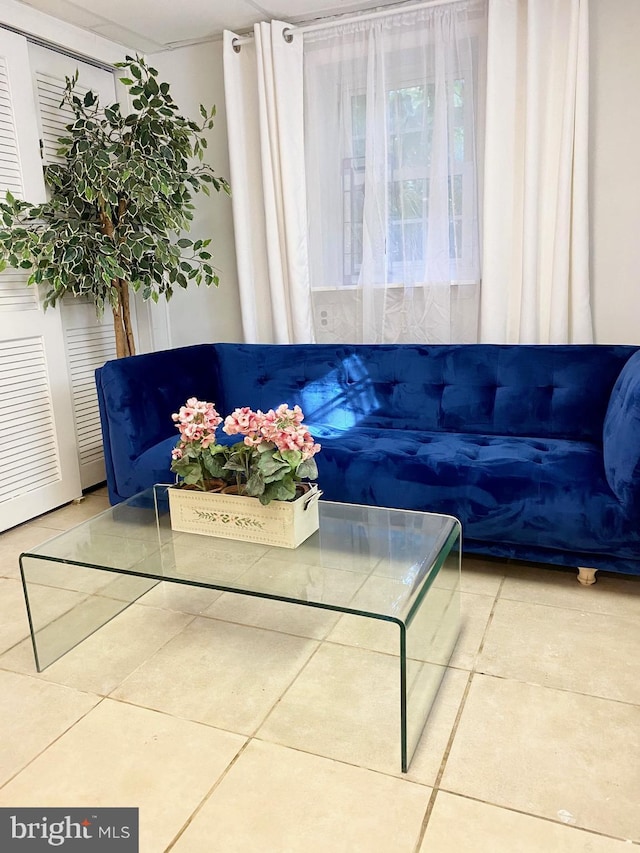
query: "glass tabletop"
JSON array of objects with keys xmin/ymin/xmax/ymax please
[{"xmin": 21, "ymin": 486, "xmax": 459, "ymax": 626}]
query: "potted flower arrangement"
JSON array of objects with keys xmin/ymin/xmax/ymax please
[{"xmin": 166, "ymin": 398, "xmax": 322, "ymax": 547}]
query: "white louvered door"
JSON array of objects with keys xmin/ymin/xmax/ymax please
[
  {"xmin": 28, "ymin": 45, "xmax": 129, "ymax": 489},
  {"xmin": 0, "ymin": 30, "xmax": 81, "ymax": 532}
]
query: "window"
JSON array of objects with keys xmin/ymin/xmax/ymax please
[
  {"xmin": 304, "ymin": 1, "xmax": 487, "ymax": 343},
  {"xmin": 342, "ymin": 67, "xmax": 478, "ymax": 287}
]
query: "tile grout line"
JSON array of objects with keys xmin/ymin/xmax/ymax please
[
  {"xmin": 470, "ymin": 668, "xmax": 640, "ymax": 709},
  {"xmin": 473, "ymin": 578, "xmax": 640, "ymax": 710},
  {"xmin": 246, "ymin": 634, "xmax": 326, "ymax": 739},
  {"xmin": 0, "ymin": 607, "xmax": 198, "ymax": 701},
  {"xmin": 246, "ymin": 733, "xmax": 431, "ymax": 786},
  {"xmin": 474, "ymin": 574, "xmax": 506, "ymax": 659},
  {"xmin": 0, "ymin": 692, "xmax": 109, "ymax": 792},
  {"xmin": 163, "ymin": 738, "xmax": 253, "ymax": 853},
  {"xmin": 411, "ymin": 669, "xmax": 475, "ymax": 852},
  {"xmin": 434, "ymin": 788, "xmax": 640, "ymax": 846},
  {"xmin": 0, "ymin": 602, "xmax": 201, "ymax": 794},
  {"xmin": 106, "ymin": 693, "xmax": 434, "ymax": 790},
  {"xmin": 103, "ymin": 612, "xmax": 200, "ymax": 700},
  {"xmin": 412, "ymin": 575, "xmax": 506, "ymax": 852}
]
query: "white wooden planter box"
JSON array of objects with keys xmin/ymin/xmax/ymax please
[{"xmin": 167, "ymin": 484, "xmax": 321, "ymax": 548}]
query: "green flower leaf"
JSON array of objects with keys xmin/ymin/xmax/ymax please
[{"xmin": 297, "ymin": 458, "xmax": 318, "ymax": 480}]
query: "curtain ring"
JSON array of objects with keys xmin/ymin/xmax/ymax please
[
  {"xmin": 232, "ymin": 37, "xmax": 242, "ymax": 53},
  {"xmin": 283, "ymin": 28, "xmax": 294, "ymax": 43}
]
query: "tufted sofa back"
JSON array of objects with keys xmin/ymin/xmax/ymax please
[{"xmin": 214, "ymin": 343, "xmax": 637, "ymax": 443}]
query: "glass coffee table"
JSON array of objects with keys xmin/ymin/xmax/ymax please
[{"xmin": 19, "ymin": 486, "xmax": 461, "ymax": 772}]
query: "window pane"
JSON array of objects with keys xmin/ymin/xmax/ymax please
[
  {"xmin": 389, "ymin": 179, "xmax": 427, "ymax": 221},
  {"xmin": 351, "ymin": 93, "xmax": 366, "ymax": 158},
  {"xmin": 453, "ymin": 79, "xmax": 465, "ymax": 161},
  {"xmin": 389, "ymin": 221, "xmax": 423, "ymax": 265},
  {"xmin": 335, "ymin": 55, "xmax": 477, "ymax": 286},
  {"xmin": 388, "ymin": 85, "xmax": 431, "ymax": 169}
]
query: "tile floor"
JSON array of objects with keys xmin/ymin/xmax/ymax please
[{"xmin": 1, "ymin": 490, "xmax": 639, "ymax": 852}]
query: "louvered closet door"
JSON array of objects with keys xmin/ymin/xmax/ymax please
[
  {"xmin": 0, "ymin": 30, "xmax": 81, "ymax": 532},
  {"xmin": 28, "ymin": 45, "xmax": 133, "ymax": 489}
]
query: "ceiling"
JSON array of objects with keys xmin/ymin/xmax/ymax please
[{"xmin": 18, "ymin": 0, "xmax": 403, "ymax": 53}]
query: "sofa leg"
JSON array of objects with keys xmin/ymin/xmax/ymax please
[{"xmin": 577, "ymin": 567, "xmax": 597, "ymax": 586}]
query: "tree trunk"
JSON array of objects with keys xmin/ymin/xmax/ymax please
[
  {"xmin": 112, "ymin": 279, "xmax": 135, "ymax": 359},
  {"xmin": 99, "ymin": 199, "xmax": 136, "ymax": 359},
  {"xmin": 119, "ymin": 279, "xmax": 136, "ymax": 357}
]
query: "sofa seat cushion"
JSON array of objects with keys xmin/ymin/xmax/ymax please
[{"xmin": 311, "ymin": 427, "xmax": 638, "ymax": 557}]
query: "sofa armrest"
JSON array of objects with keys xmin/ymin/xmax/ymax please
[
  {"xmin": 603, "ymin": 349, "xmax": 640, "ymax": 515},
  {"xmin": 95, "ymin": 344, "xmax": 220, "ymax": 501}
]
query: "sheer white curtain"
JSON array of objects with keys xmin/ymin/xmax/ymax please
[
  {"xmin": 223, "ymin": 23, "xmax": 314, "ymax": 343},
  {"xmin": 480, "ymin": 0, "xmax": 592, "ymax": 343},
  {"xmin": 304, "ymin": 1, "xmax": 487, "ymax": 344}
]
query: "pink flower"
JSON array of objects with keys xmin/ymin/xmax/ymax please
[
  {"xmin": 255, "ymin": 404, "xmax": 320, "ymax": 458},
  {"xmin": 173, "ymin": 398, "xmax": 222, "ymax": 446},
  {"xmin": 171, "ymin": 398, "xmax": 320, "ymax": 498},
  {"xmin": 223, "ymin": 407, "xmax": 263, "ymax": 440},
  {"xmin": 300, "ymin": 431, "xmax": 321, "ymax": 460}
]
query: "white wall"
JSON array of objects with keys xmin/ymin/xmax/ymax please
[
  {"xmin": 148, "ymin": 40, "xmax": 243, "ymax": 347},
  {"xmin": 590, "ymin": 0, "xmax": 640, "ymax": 344}
]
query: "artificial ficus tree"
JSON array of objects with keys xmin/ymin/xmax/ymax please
[{"xmin": 0, "ymin": 55, "xmax": 230, "ymax": 358}]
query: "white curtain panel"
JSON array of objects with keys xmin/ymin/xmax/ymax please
[
  {"xmin": 480, "ymin": 0, "xmax": 592, "ymax": 343},
  {"xmin": 223, "ymin": 24, "xmax": 314, "ymax": 343},
  {"xmin": 304, "ymin": 1, "xmax": 487, "ymax": 344}
]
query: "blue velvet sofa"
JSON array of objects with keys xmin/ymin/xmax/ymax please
[{"xmin": 96, "ymin": 343, "xmax": 640, "ymax": 580}]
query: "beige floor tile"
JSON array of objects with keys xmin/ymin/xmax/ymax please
[
  {"xmin": 0, "ymin": 603, "xmax": 193, "ymax": 695},
  {"xmin": 0, "ymin": 525, "xmax": 59, "ymax": 579},
  {"xmin": 477, "ymin": 598, "xmax": 640, "ymax": 703},
  {"xmin": 88, "ymin": 486, "xmax": 109, "ymax": 497},
  {"xmin": 258, "ymin": 642, "xmax": 402, "ymax": 772},
  {"xmin": 111, "ymin": 617, "xmax": 318, "ymax": 734},
  {"xmin": 0, "ymin": 670, "xmax": 100, "ymax": 786},
  {"xmin": 171, "ymin": 739, "xmax": 431, "ymax": 853},
  {"xmin": 138, "ymin": 580, "xmax": 223, "ymax": 614},
  {"xmin": 501, "ymin": 564, "xmax": 640, "ymax": 617},
  {"xmin": 0, "ymin": 578, "xmax": 88, "ymax": 656},
  {"xmin": 258, "ymin": 641, "xmax": 464, "ymax": 778},
  {"xmin": 420, "ymin": 792, "xmax": 633, "ymax": 851},
  {"xmin": 441, "ymin": 674, "xmax": 640, "ymax": 841},
  {"xmin": 402, "ymin": 668, "xmax": 470, "ymax": 786},
  {"xmin": 203, "ymin": 591, "xmax": 341, "ymax": 639},
  {"xmin": 31, "ymin": 495, "xmax": 112, "ymax": 530},
  {"xmin": 452, "ymin": 593, "xmax": 495, "ymax": 670},
  {"xmin": 0, "ymin": 699, "xmax": 245, "ymax": 853},
  {"xmin": 325, "ymin": 608, "xmax": 407, "ymax": 657},
  {"xmin": 460, "ymin": 556, "xmax": 506, "ymax": 595}
]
